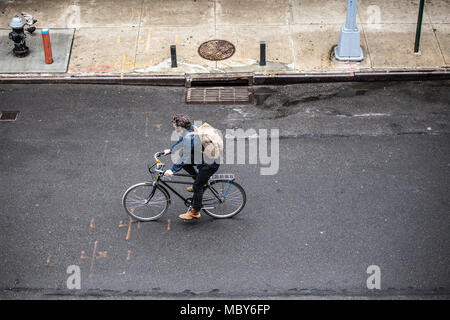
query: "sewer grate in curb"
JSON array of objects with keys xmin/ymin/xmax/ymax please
[
  {"xmin": 186, "ymin": 87, "xmax": 253, "ymax": 104},
  {"xmin": 0, "ymin": 111, "xmax": 20, "ymax": 121}
]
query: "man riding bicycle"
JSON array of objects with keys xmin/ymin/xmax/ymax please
[{"xmin": 163, "ymin": 114, "xmax": 219, "ymax": 220}]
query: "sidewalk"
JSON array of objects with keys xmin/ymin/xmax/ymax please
[{"xmin": 0, "ymin": 0, "xmax": 449, "ymax": 79}]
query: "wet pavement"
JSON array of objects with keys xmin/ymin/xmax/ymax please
[{"xmin": 0, "ymin": 80, "xmax": 449, "ymax": 298}]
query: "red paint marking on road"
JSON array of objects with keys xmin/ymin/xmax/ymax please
[
  {"xmin": 97, "ymin": 251, "xmax": 107, "ymax": 259},
  {"xmin": 119, "ymin": 220, "xmax": 128, "ymax": 228},
  {"xmin": 80, "ymin": 250, "xmax": 88, "ymax": 259},
  {"xmin": 126, "ymin": 216, "xmax": 133, "ymax": 241},
  {"xmin": 89, "ymin": 240, "xmax": 98, "ymax": 278},
  {"xmin": 120, "ymin": 213, "xmax": 139, "ymax": 240}
]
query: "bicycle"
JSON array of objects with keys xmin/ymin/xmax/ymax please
[{"xmin": 122, "ymin": 152, "xmax": 246, "ymax": 221}]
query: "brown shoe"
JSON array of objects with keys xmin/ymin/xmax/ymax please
[
  {"xmin": 186, "ymin": 184, "xmax": 208, "ymax": 192},
  {"xmin": 179, "ymin": 208, "xmax": 201, "ymax": 220}
]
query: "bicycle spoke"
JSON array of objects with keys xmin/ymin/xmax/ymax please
[
  {"xmin": 223, "ymin": 193, "xmax": 242, "ymax": 201},
  {"xmin": 224, "ymin": 192, "xmax": 243, "ymax": 199},
  {"xmin": 126, "ymin": 199, "xmax": 147, "ymax": 208},
  {"xmin": 123, "ymin": 184, "xmax": 169, "ymax": 221},
  {"xmin": 147, "ymin": 201, "xmax": 167, "ymax": 208},
  {"xmin": 149, "ymin": 199, "xmax": 167, "ymax": 204},
  {"xmin": 222, "ymin": 191, "xmax": 242, "ymax": 199},
  {"xmin": 127, "ymin": 195, "xmax": 148, "ymax": 202},
  {"xmin": 202, "ymin": 181, "xmax": 245, "ymax": 218},
  {"xmin": 225, "ymin": 199, "xmax": 242, "ymax": 205}
]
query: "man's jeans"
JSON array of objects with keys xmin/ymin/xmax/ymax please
[{"xmin": 182, "ymin": 165, "xmax": 219, "ymax": 211}]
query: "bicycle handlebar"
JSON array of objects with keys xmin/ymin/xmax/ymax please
[
  {"xmin": 150, "ymin": 151, "xmax": 166, "ymax": 174},
  {"xmin": 148, "ymin": 152, "xmax": 197, "ymax": 178}
]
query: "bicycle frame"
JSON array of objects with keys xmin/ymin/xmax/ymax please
[
  {"xmin": 148, "ymin": 152, "xmax": 231, "ymax": 207},
  {"xmin": 153, "ymin": 172, "xmax": 225, "ymax": 207},
  {"xmin": 122, "ymin": 151, "xmax": 245, "ymax": 221}
]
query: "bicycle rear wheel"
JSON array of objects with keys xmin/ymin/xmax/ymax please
[
  {"xmin": 202, "ymin": 180, "xmax": 246, "ymax": 218},
  {"xmin": 122, "ymin": 183, "xmax": 170, "ymax": 221}
]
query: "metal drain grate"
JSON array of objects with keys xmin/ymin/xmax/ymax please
[
  {"xmin": 186, "ymin": 87, "xmax": 253, "ymax": 104},
  {"xmin": 0, "ymin": 111, "xmax": 19, "ymax": 121}
]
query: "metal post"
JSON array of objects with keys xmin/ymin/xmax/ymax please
[
  {"xmin": 344, "ymin": 0, "xmax": 357, "ymax": 30},
  {"xmin": 260, "ymin": 41, "xmax": 266, "ymax": 66},
  {"xmin": 41, "ymin": 28, "xmax": 53, "ymax": 64},
  {"xmin": 414, "ymin": 0, "xmax": 425, "ymax": 53},
  {"xmin": 334, "ymin": 0, "xmax": 364, "ymax": 61},
  {"xmin": 170, "ymin": 45, "xmax": 177, "ymax": 68}
]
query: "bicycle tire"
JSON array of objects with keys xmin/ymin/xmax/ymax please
[
  {"xmin": 202, "ymin": 180, "xmax": 246, "ymax": 218},
  {"xmin": 122, "ymin": 183, "xmax": 170, "ymax": 221}
]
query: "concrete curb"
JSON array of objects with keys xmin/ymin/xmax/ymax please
[
  {"xmin": 0, "ymin": 75, "xmax": 186, "ymax": 86},
  {"xmin": 254, "ymin": 70, "xmax": 450, "ymax": 85},
  {"xmin": 0, "ymin": 71, "xmax": 449, "ymax": 86}
]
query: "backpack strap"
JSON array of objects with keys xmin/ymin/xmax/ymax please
[
  {"xmin": 186, "ymin": 126, "xmax": 198, "ymax": 136},
  {"xmin": 185, "ymin": 126, "xmax": 203, "ymax": 165}
]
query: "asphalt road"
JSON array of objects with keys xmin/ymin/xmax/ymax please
[{"xmin": 0, "ymin": 81, "xmax": 449, "ymax": 299}]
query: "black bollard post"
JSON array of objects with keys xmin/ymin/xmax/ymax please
[
  {"xmin": 260, "ymin": 41, "xmax": 266, "ymax": 66},
  {"xmin": 170, "ymin": 45, "xmax": 177, "ymax": 68}
]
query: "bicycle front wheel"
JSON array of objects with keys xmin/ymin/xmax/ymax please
[
  {"xmin": 202, "ymin": 180, "xmax": 246, "ymax": 218},
  {"xmin": 122, "ymin": 183, "xmax": 170, "ymax": 221}
]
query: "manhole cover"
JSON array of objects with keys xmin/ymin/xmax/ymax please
[{"xmin": 198, "ymin": 40, "xmax": 235, "ymax": 61}]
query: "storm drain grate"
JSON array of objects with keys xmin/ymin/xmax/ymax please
[
  {"xmin": 0, "ymin": 111, "xmax": 19, "ymax": 121},
  {"xmin": 186, "ymin": 87, "xmax": 253, "ymax": 104}
]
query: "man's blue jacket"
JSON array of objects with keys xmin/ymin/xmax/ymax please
[{"xmin": 170, "ymin": 124, "xmax": 219, "ymax": 172}]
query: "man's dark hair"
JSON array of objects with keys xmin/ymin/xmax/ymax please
[{"xmin": 172, "ymin": 114, "xmax": 191, "ymax": 130}]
